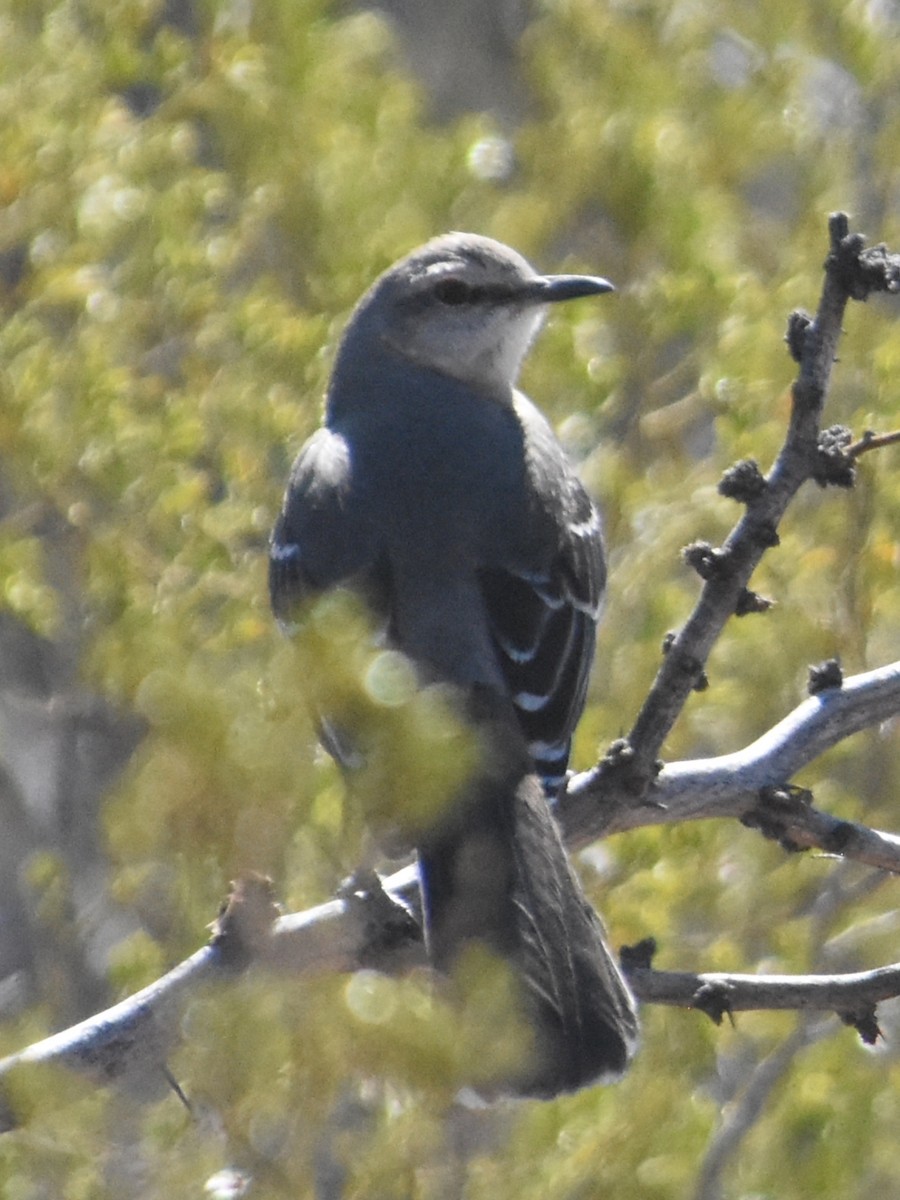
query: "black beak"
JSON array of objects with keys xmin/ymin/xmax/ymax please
[{"xmin": 532, "ymin": 273, "xmax": 615, "ymax": 303}]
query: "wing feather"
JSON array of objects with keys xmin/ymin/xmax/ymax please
[{"xmin": 480, "ymin": 481, "xmax": 605, "ymax": 793}]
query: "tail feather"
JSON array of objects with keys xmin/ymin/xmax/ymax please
[{"xmin": 417, "ymin": 708, "xmax": 638, "ymax": 1097}]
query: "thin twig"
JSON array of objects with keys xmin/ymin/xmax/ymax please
[{"xmin": 848, "ymin": 428, "xmax": 900, "ymax": 458}]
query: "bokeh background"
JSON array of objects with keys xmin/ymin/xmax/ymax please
[{"xmin": 1, "ymin": 0, "xmax": 899, "ymax": 1195}]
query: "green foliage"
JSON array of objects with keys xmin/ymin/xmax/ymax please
[{"xmin": 0, "ymin": 0, "xmax": 899, "ymax": 1195}]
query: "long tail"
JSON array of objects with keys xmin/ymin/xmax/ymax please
[{"xmin": 417, "ymin": 707, "xmax": 638, "ymax": 1097}]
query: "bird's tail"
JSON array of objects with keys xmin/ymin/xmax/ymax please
[{"xmin": 417, "ymin": 700, "xmax": 638, "ymax": 1098}]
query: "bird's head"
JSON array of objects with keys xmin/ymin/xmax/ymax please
[{"xmin": 344, "ymin": 233, "xmax": 614, "ymax": 397}]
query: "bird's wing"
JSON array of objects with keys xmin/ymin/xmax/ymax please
[
  {"xmin": 479, "ymin": 479, "xmax": 605, "ymax": 793},
  {"xmin": 269, "ymin": 427, "xmax": 375, "ymax": 627}
]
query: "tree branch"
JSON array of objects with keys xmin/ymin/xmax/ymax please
[
  {"xmin": 848, "ymin": 428, "xmax": 900, "ymax": 459},
  {"xmin": 3, "ymin": 844, "xmax": 897, "ymax": 1128},
  {"xmin": 1, "ymin": 662, "xmax": 898, "ymax": 1114},
  {"xmin": 595, "ymin": 212, "xmax": 900, "ymax": 795},
  {"xmin": 631, "ymin": 962, "xmax": 899, "ymax": 1022},
  {"xmin": 561, "ymin": 660, "xmax": 900, "ymax": 865}
]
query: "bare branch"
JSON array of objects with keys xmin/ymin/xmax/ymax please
[
  {"xmin": 561, "ymin": 660, "xmax": 900, "ymax": 861},
  {"xmin": 848, "ymin": 428, "xmax": 900, "ymax": 458},
  {"xmin": 0, "ymin": 874, "xmax": 424, "ymax": 1129},
  {"xmin": 4, "ymin": 858, "xmax": 897, "ymax": 1127},
  {"xmin": 629, "ymin": 961, "xmax": 900, "ymax": 1018},
  {"xmin": 600, "ymin": 213, "xmax": 888, "ymax": 794},
  {"xmin": 1, "ymin": 646, "xmax": 898, "ymax": 1110}
]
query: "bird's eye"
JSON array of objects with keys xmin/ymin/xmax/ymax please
[{"xmin": 433, "ymin": 278, "xmax": 472, "ymax": 305}]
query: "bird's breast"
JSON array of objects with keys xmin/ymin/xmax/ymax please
[{"xmin": 342, "ymin": 378, "xmax": 530, "ymax": 564}]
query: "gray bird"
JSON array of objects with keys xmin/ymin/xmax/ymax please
[{"xmin": 270, "ymin": 233, "xmax": 638, "ymax": 1096}]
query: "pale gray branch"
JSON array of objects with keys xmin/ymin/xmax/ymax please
[
  {"xmin": 562, "ymin": 660, "xmax": 900, "ymax": 868},
  {"xmin": 2, "ymin": 662, "xmax": 898, "ymax": 1120},
  {"xmin": 0, "ymin": 664, "xmax": 896, "ymax": 1122},
  {"xmin": 631, "ymin": 962, "xmax": 900, "ymax": 1014}
]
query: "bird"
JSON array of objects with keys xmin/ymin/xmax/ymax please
[{"xmin": 269, "ymin": 233, "xmax": 638, "ymax": 1097}]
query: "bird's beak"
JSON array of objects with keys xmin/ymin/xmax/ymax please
[{"xmin": 531, "ymin": 274, "xmax": 615, "ymax": 303}]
